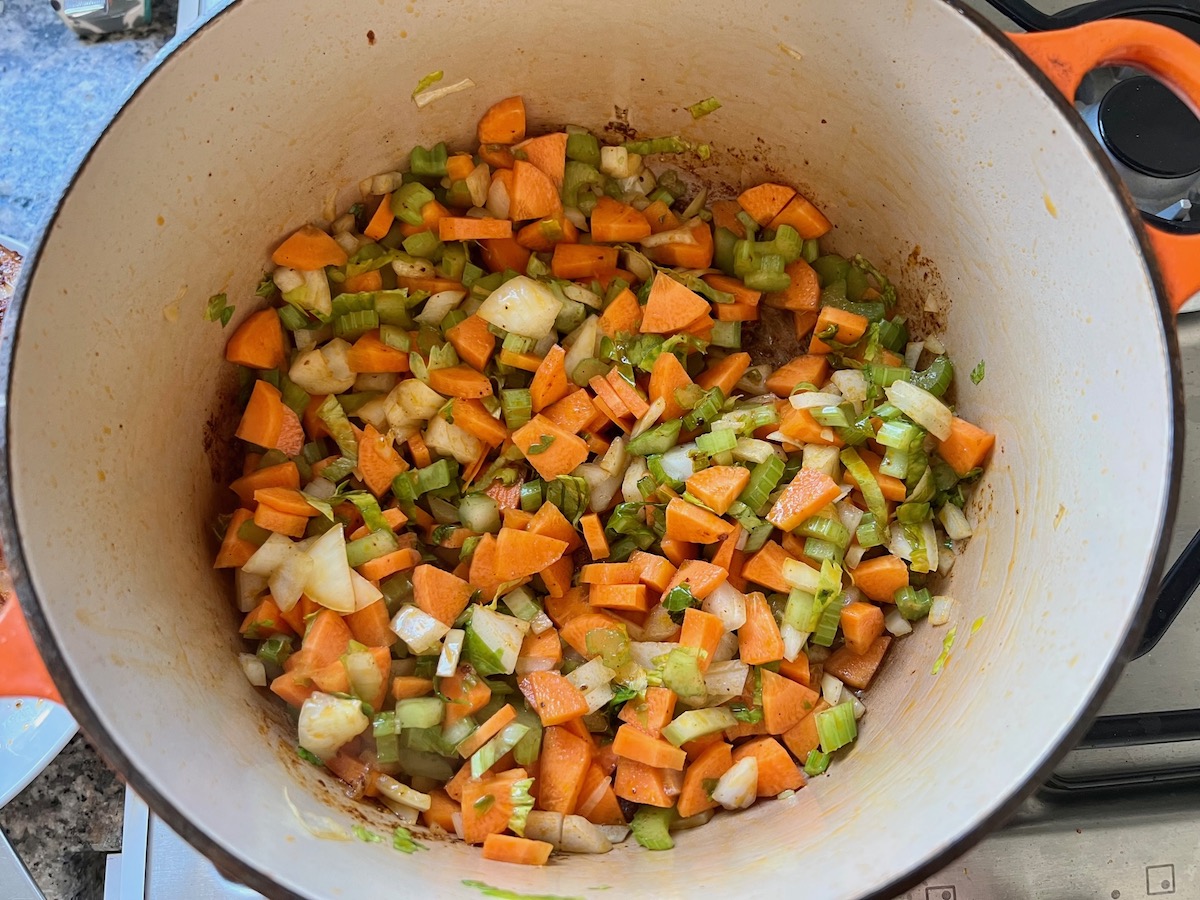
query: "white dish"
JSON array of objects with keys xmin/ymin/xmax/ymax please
[{"xmin": 0, "ymin": 697, "xmax": 76, "ymax": 807}]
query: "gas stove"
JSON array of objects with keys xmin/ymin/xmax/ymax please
[{"xmin": 107, "ymin": 1, "xmax": 1200, "ymax": 898}]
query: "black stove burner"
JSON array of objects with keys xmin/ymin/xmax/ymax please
[{"xmin": 1098, "ymin": 75, "xmax": 1200, "ymax": 179}]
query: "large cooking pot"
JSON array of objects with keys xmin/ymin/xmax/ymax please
[{"xmin": 2, "ymin": 1, "xmax": 1199, "ymax": 897}]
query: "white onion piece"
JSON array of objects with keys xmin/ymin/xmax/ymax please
[
  {"xmin": 566, "ymin": 658, "xmax": 616, "ymax": 694},
  {"xmin": 386, "ymin": 378, "xmax": 446, "ymax": 423},
  {"xmin": 523, "ymin": 811, "xmax": 564, "ymax": 847},
  {"xmin": 273, "ymin": 266, "xmax": 305, "ymax": 294},
  {"xmin": 270, "ymin": 552, "xmax": 314, "ymax": 612},
  {"xmin": 712, "ymin": 757, "xmax": 758, "ymax": 810},
  {"xmin": 424, "ymin": 414, "xmax": 482, "ymax": 466},
  {"xmin": 701, "ymin": 582, "xmax": 746, "ymax": 632},
  {"xmin": 789, "ymin": 391, "xmax": 844, "ymax": 409},
  {"xmin": 830, "ymin": 369, "xmax": 868, "ymax": 403},
  {"xmin": 622, "ymin": 457, "xmax": 649, "ymax": 504},
  {"xmin": 243, "ymin": 532, "xmax": 299, "ymax": 577},
  {"xmin": 599, "ymin": 436, "xmax": 628, "ymax": 477},
  {"xmin": 639, "ymin": 220, "xmax": 702, "ymax": 248},
  {"xmin": 582, "ymin": 682, "xmax": 615, "ymax": 715},
  {"xmin": 390, "ymin": 605, "xmax": 450, "ymax": 654},
  {"xmin": 477, "ymin": 275, "xmax": 563, "ymax": 338},
  {"xmin": 711, "ymin": 631, "xmax": 740, "ymax": 664},
  {"xmin": 802, "ymin": 444, "xmax": 840, "ymax": 480},
  {"xmin": 904, "ymin": 341, "xmax": 925, "ymax": 369},
  {"xmin": 938, "ymin": 503, "xmax": 974, "ymax": 540},
  {"xmin": 486, "ymin": 177, "xmax": 511, "ymax": 220},
  {"xmin": 561, "ymin": 816, "xmax": 613, "ymax": 854},
  {"xmin": 660, "ymin": 443, "xmax": 698, "ymax": 482},
  {"xmin": 884, "ymin": 608, "xmax": 913, "ymax": 636},
  {"xmin": 297, "ymin": 692, "xmax": 369, "ymax": 761},
  {"xmin": 836, "ymin": 499, "xmax": 864, "ymax": 537},
  {"xmin": 924, "ymin": 335, "xmax": 946, "ymax": 355},
  {"xmin": 929, "ymin": 595, "xmax": 956, "ymax": 627},
  {"xmin": 354, "ymin": 372, "xmax": 399, "ymax": 393},
  {"xmin": 574, "ymin": 462, "xmax": 624, "ymax": 513},
  {"xmin": 437, "ymin": 629, "xmax": 466, "ymax": 677},
  {"xmin": 321, "ymin": 338, "xmax": 354, "ymax": 381},
  {"xmin": 412, "ymin": 77, "xmax": 475, "ymax": 109},
  {"xmin": 781, "ymin": 624, "xmax": 807, "ymax": 662},
  {"xmin": 333, "ymin": 232, "xmax": 360, "ymax": 256},
  {"xmin": 465, "ymin": 163, "xmax": 490, "ymax": 208},
  {"xmin": 563, "ymin": 282, "xmax": 602, "ymax": 309},
  {"xmin": 562, "ymin": 316, "xmax": 600, "ymax": 384},
  {"xmin": 885, "ymin": 381, "xmax": 952, "ymax": 440},
  {"xmin": 704, "ymin": 659, "xmax": 750, "ymax": 699},
  {"xmin": 289, "ymin": 348, "xmax": 355, "ymax": 395},
  {"xmin": 239, "ymin": 653, "xmax": 267, "ymax": 687},
  {"xmin": 392, "ymin": 256, "xmax": 435, "ymax": 278},
  {"xmin": 414, "ymin": 290, "xmax": 466, "ymax": 326},
  {"xmin": 631, "ymin": 397, "xmax": 667, "ymax": 438},
  {"xmin": 782, "ymin": 558, "xmax": 821, "ymax": 593},
  {"xmin": 350, "ymin": 569, "xmax": 383, "ymax": 611},
  {"xmin": 303, "ymin": 526, "xmax": 355, "ymax": 613},
  {"xmin": 733, "ymin": 437, "xmax": 777, "ymax": 465},
  {"xmin": 235, "ymin": 569, "xmax": 269, "ymax": 613},
  {"xmin": 821, "ymin": 673, "xmax": 844, "ymax": 706},
  {"xmin": 630, "ymin": 641, "xmax": 676, "ymax": 671}
]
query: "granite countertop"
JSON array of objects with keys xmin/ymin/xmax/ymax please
[{"xmin": 0, "ymin": 3, "xmax": 179, "ymax": 896}]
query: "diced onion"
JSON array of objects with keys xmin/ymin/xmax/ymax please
[
  {"xmin": 885, "ymin": 381, "xmax": 952, "ymax": 440},
  {"xmin": 582, "ymin": 682, "xmax": 615, "ymax": 716},
  {"xmin": 639, "ymin": 219, "xmax": 702, "ymax": 248},
  {"xmin": 477, "ymin": 275, "xmax": 563, "ymax": 337},
  {"xmin": 701, "ymin": 581, "xmax": 746, "ymax": 632},
  {"xmin": 938, "ymin": 503, "xmax": 974, "ymax": 540},
  {"xmin": 566, "ymin": 658, "xmax": 616, "ymax": 694},
  {"xmin": 561, "ymin": 815, "xmax": 613, "ymax": 854},
  {"xmin": 486, "ymin": 177, "xmax": 511, "ymax": 220},
  {"xmin": 659, "ymin": 442, "xmax": 698, "ymax": 482},
  {"xmin": 929, "ymin": 595, "xmax": 955, "ymax": 626},
  {"xmin": 391, "ymin": 605, "xmax": 451, "ymax": 654},
  {"xmin": 239, "ymin": 653, "xmax": 267, "ymax": 686},
  {"xmin": 703, "ymin": 659, "xmax": 750, "ymax": 699},
  {"xmin": 465, "ymin": 163, "xmax": 490, "ymax": 208},
  {"xmin": 924, "ymin": 335, "xmax": 946, "ymax": 355},
  {"xmin": 412, "ymin": 77, "xmax": 476, "ymax": 109},
  {"xmin": 821, "ymin": 673, "xmax": 844, "ymax": 706},
  {"xmin": 297, "ymin": 692, "xmax": 369, "ymax": 761},
  {"xmin": 562, "ymin": 316, "xmax": 600, "ymax": 382},
  {"xmin": 802, "ymin": 444, "xmax": 840, "ymax": 480},
  {"xmin": 235, "ymin": 569, "xmax": 268, "ymax": 613},
  {"xmin": 781, "ymin": 624, "xmax": 807, "ymax": 662},
  {"xmin": 884, "ymin": 608, "xmax": 913, "ymax": 636},
  {"xmin": 830, "ymin": 369, "xmax": 868, "ymax": 403},
  {"xmin": 789, "ymin": 391, "xmax": 843, "ymax": 409},
  {"xmin": 436, "ymin": 629, "xmax": 466, "ymax": 677},
  {"xmin": 904, "ymin": 341, "xmax": 925, "ymax": 369},
  {"xmin": 414, "ymin": 290, "xmax": 466, "ymax": 326},
  {"xmin": 712, "ymin": 757, "xmax": 758, "ymax": 810}
]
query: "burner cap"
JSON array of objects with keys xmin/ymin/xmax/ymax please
[{"xmin": 1097, "ymin": 75, "xmax": 1200, "ymax": 180}]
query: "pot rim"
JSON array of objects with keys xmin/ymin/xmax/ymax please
[{"xmin": 0, "ymin": 2, "xmax": 1184, "ymax": 897}]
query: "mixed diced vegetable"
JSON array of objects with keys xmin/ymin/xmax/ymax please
[{"xmin": 213, "ymin": 95, "xmax": 996, "ymax": 865}]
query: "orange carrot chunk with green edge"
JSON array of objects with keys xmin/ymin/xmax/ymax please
[
  {"xmin": 461, "ymin": 767, "xmax": 529, "ymax": 844},
  {"xmin": 511, "ymin": 414, "xmax": 590, "ymax": 480},
  {"xmin": 236, "ymin": 380, "xmax": 285, "ymax": 450},
  {"xmin": 612, "ymin": 724, "xmax": 687, "ymax": 771},
  {"xmin": 767, "ymin": 468, "xmax": 843, "ymax": 532},
  {"xmin": 647, "ymin": 221, "xmax": 714, "ymax": 270},
  {"xmin": 240, "ymin": 596, "xmax": 293, "ymax": 639},
  {"xmin": 618, "ymin": 686, "xmax": 678, "ymax": 738},
  {"xmin": 253, "ymin": 487, "xmax": 321, "ymax": 518},
  {"xmin": 530, "ymin": 345, "xmax": 571, "ymax": 412},
  {"xmin": 412, "ymin": 563, "xmax": 476, "ymax": 626},
  {"xmin": 493, "ymin": 527, "xmax": 568, "ymax": 582},
  {"xmin": 640, "ymin": 272, "xmax": 711, "ymax": 334},
  {"xmin": 761, "ymin": 668, "xmax": 821, "ymax": 734},
  {"xmin": 477, "ymin": 95, "xmax": 526, "ymax": 144},
  {"xmin": 270, "ymin": 223, "xmax": 349, "ymax": 269},
  {"xmin": 665, "ymin": 497, "xmax": 734, "ymax": 544},
  {"xmin": 844, "ymin": 447, "xmax": 906, "ymax": 501},
  {"xmin": 739, "ymin": 591, "xmax": 785, "ymax": 665},
  {"xmin": 538, "ymin": 725, "xmax": 593, "ymax": 815},
  {"xmin": 346, "ymin": 599, "xmax": 396, "ymax": 647},
  {"xmin": 696, "ymin": 351, "xmax": 752, "ymax": 397},
  {"xmin": 225, "ymin": 309, "xmax": 286, "ymax": 370},
  {"xmin": 509, "ymin": 160, "xmax": 562, "ymax": 221},
  {"xmin": 643, "ymin": 199, "xmax": 683, "ymax": 233},
  {"xmin": 214, "ymin": 508, "xmax": 257, "ymax": 568},
  {"xmin": 598, "ymin": 287, "xmax": 643, "ymax": 337},
  {"xmin": 937, "ymin": 416, "xmax": 997, "ymax": 476},
  {"xmin": 824, "ymin": 635, "xmax": 893, "ymax": 690},
  {"xmin": 518, "ymin": 627, "xmax": 563, "ymax": 669},
  {"xmin": 551, "ymin": 243, "xmax": 618, "ymax": 280},
  {"xmin": 518, "ymin": 670, "xmax": 589, "ymax": 726},
  {"xmin": 449, "ymin": 398, "xmax": 511, "ymax": 447},
  {"xmin": 850, "ymin": 554, "xmax": 909, "ymax": 604},
  {"xmin": 809, "ymin": 306, "xmax": 870, "ymax": 354},
  {"xmin": 678, "ymin": 608, "xmax": 725, "ymax": 672},
  {"xmin": 677, "ymin": 740, "xmax": 733, "ymax": 818},
  {"xmin": 663, "ymin": 558, "xmax": 728, "ymax": 600},
  {"xmin": 345, "ymin": 330, "xmax": 410, "ymax": 373},
  {"xmin": 559, "ymin": 612, "xmax": 624, "ymax": 657},
  {"xmin": 457, "ymin": 704, "xmax": 519, "ymax": 759},
  {"xmin": 840, "ymin": 601, "xmax": 886, "ymax": 656},
  {"xmin": 441, "ymin": 668, "xmax": 492, "ymax": 726},
  {"xmin": 781, "ymin": 699, "xmax": 831, "ymax": 761},
  {"xmin": 229, "ymin": 462, "xmax": 300, "ymax": 506},
  {"xmin": 590, "ymin": 196, "xmax": 652, "ymax": 243},
  {"xmin": 355, "ymin": 423, "xmax": 407, "ymax": 497},
  {"xmin": 764, "ymin": 259, "xmax": 821, "ymax": 311},
  {"xmin": 769, "ymin": 191, "xmax": 833, "ymax": 239},
  {"xmin": 482, "ymin": 833, "xmax": 553, "ymax": 866},
  {"xmin": 737, "ymin": 182, "xmax": 797, "ymax": 226},
  {"xmin": 685, "ymin": 465, "xmax": 751, "ymax": 516},
  {"xmin": 516, "ymin": 214, "xmax": 578, "ymax": 252},
  {"xmin": 732, "ymin": 736, "xmax": 804, "ymax": 796}
]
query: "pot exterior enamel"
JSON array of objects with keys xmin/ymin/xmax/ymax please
[{"xmin": 0, "ymin": 1, "xmax": 1179, "ymax": 898}]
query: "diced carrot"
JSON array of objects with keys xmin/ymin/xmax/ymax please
[
  {"xmin": 214, "ymin": 509, "xmax": 257, "ymax": 568},
  {"xmin": 685, "ymin": 466, "xmax": 751, "ymax": 517},
  {"xmin": 391, "ymin": 675, "xmax": 434, "ymax": 700},
  {"xmin": 809, "ymin": 306, "xmax": 870, "ymax": 355},
  {"xmin": 356, "ymin": 547, "xmax": 419, "ymax": 582},
  {"xmin": 591, "ymin": 196, "xmax": 652, "ymax": 243},
  {"xmin": 278, "ymin": 595, "xmax": 319, "ymax": 636},
  {"xmin": 709, "ymin": 523, "xmax": 741, "ymax": 574},
  {"xmin": 737, "ymin": 183, "xmax": 797, "ymax": 226},
  {"xmin": 677, "ymin": 740, "xmax": 733, "ymax": 819},
  {"xmin": 467, "ymin": 533, "xmax": 506, "ymax": 603},
  {"xmin": 739, "ymin": 591, "xmax": 784, "ymax": 665},
  {"xmin": 421, "ymin": 787, "xmax": 458, "ymax": 833},
  {"xmin": 551, "ymin": 243, "xmax": 618, "ymax": 280},
  {"xmin": 446, "ymin": 314, "xmax": 497, "ymax": 372},
  {"xmin": 701, "ymin": 273, "xmax": 760, "ymax": 308},
  {"xmin": 628, "ymin": 551, "xmax": 677, "ymax": 594},
  {"xmin": 588, "ymin": 583, "xmax": 648, "ymax": 612},
  {"xmin": 493, "ymin": 527, "xmax": 568, "ymax": 582},
  {"xmin": 229, "ymin": 462, "xmax": 300, "ymax": 507},
  {"xmin": 777, "ymin": 405, "xmax": 844, "ymax": 448},
  {"xmin": 512, "ymin": 414, "xmax": 590, "ymax": 480},
  {"xmin": 502, "ymin": 507, "xmax": 535, "ymax": 530},
  {"xmin": 225, "ymin": 309, "xmax": 286, "ymax": 370},
  {"xmin": 481, "ymin": 144, "xmax": 516, "ymax": 171},
  {"xmin": 484, "ymin": 478, "xmax": 523, "ymax": 511},
  {"xmin": 663, "ymin": 558, "xmax": 728, "ymax": 600},
  {"xmin": 345, "ymin": 599, "xmax": 396, "ymax": 648},
  {"xmin": 297, "ymin": 609, "xmax": 353, "ymax": 670},
  {"xmin": 438, "ymin": 217, "xmax": 513, "ymax": 241},
  {"xmin": 412, "ymin": 564, "xmax": 475, "ymax": 626},
  {"xmin": 576, "ymin": 764, "xmax": 626, "ymax": 825},
  {"xmin": 353, "ymin": 423, "xmax": 405, "ymax": 497},
  {"xmin": 253, "ymin": 502, "xmax": 307, "ymax": 538},
  {"xmin": 363, "ymin": 192, "xmax": 396, "ymax": 241},
  {"xmin": 477, "ymin": 96, "xmax": 526, "ymax": 144},
  {"xmin": 545, "ymin": 587, "xmax": 593, "ymax": 628},
  {"xmin": 767, "ymin": 468, "xmax": 842, "ymax": 532},
  {"xmin": 850, "ymin": 554, "xmax": 909, "ymax": 604},
  {"xmin": 407, "ymin": 432, "xmax": 432, "ymax": 469},
  {"xmin": 445, "ymin": 153, "xmax": 476, "ymax": 182},
  {"xmin": 302, "ymin": 394, "xmax": 331, "ymax": 441},
  {"xmin": 269, "ymin": 671, "xmax": 314, "ymax": 707},
  {"xmin": 482, "ymin": 833, "xmax": 552, "ymax": 866},
  {"xmin": 509, "ymin": 160, "xmax": 561, "ymax": 221},
  {"xmin": 240, "ymin": 597, "xmax": 293, "ymax": 640},
  {"xmin": 513, "ymin": 131, "xmax": 568, "ymax": 187},
  {"xmin": 516, "ymin": 214, "xmax": 578, "ymax": 251},
  {"xmin": 541, "ymin": 555, "xmax": 574, "ymax": 598},
  {"xmin": 647, "ymin": 221, "xmax": 714, "ymax": 269},
  {"xmin": 559, "ymin": 612, "xmax": 624, "ymax": 657},
  {"xmin": 397, "ymin": 199, "xmax": 452, "ymax": 239},
  {"xmin": 343, "ymin": 269, "xmax": 385, "ymax": 293},
  {"xmin": 824, "ymin": 635, "xmax": 892, "ymax": 689},
  {"xmin": 518, "ymin": 628, "xmax": 563, "ymax": 669},
  {"xmin": 937, "ymin": 416, "xmax": 996, "ymax": 476},
  {"xmin": 461, "ymin": 767, "xmax": 529, "ymax": 844},
  {"xmin": 236, "ymin": 380, "xmax": 284, "ymax": 450},
  {"xmin": 591, "ymin": 266, "xmax": 637, "ymax": 290},
  {"xmin": 659, "ymin": 537, "xmax": 696, "ymax": 568},
  {"xmin": 499, "ymin": 348, "xmax": 545, "ymax": 372},
  {"xmin": 678, "ymin": 608, "xmax": 725, "ymax": 673},
  {"xmin": 646, "ymin": 350, "xmax": 692, "ymax": 423},
  {"xmin": 715, "ymin": 301, "xmax": 759, "ymax": 323},
  {"xmin": 640, "ymin": 272, "xmax": 710, "ymax": 334},
  {"xmin": 732, "ymin": 736, "xmax": 804, "ymax": 796},
  {"xmin": 449, "ymin": 398, "xmax": 510, "ymax": 447},
  {"xmin": 618, "ymin": 687, "xmax": 677, "ymax": 738},
  {"xmin": 527, "ymin": 501, "xmax": 583, "ymax": 552},
  {"xmin": 254, "ymin": 487, "xmax": 320, "ymax": 518},
  {"xmin": 441, "ymin": 668, "xmax": 493, "ymax": 726},
  {"xmin": 395, "ymin": 274, "xmax": 464, "ymax": 296},
  {"xmin": 696, "ymin": 351, "xmax": 751, "ymax": 397},
  {"xmin": 271, "ymin": 223, "xmax": 348, "ymax": 269},
  {"xmin": 767, "ymin": 355, "xmax": 830, "ymax": 398},
  {"xmin": 665, "ymin": 498, "xmax": 734, "ymax": 545},
  {"xmin": 768, "ymin": 191, "xmax": 832, "ymax": 239},
  {"xmin": 344, "ymin": 330, "xmax": 410, "ymax": 374},
  {"xmin": 538, "ymin": 725, "xmax": 592, "ymax": 815},
  {"xmin": 580, "ymin": 513, "xmax": 611, "ymax": 560},
  {"xmin": 781, "ymin": 699, "xmax": 831, "ymax": 761},
  {"xmin": 580, "ymin": 563, "xmax": 641, "ymax": 585},
  {"xmin": 428, "ymin": 364, "xmax": 493, "ymax": 400},
  {"xmin": 458, "ymin": 704, "xmax": 518, "ymax": 760},
  {"xmin": 764, "ymin": 259, "xmax": 821, "ymax": 311},
  {"xmin": 613, "ymin": 724, "xmax": 686, "ymax": 771},
  {"xmin": 588, "ymin": 373, "xmax": 629, "ymax": 421},
  {"xmin": 778, "ymin": 656, "xmax": 812, "ymax": 687},
  {"xmin": 843, "ymin": 448, "xmax": 906, "ymax": 502},
  {"xmin": 478, "ymin": 236, "xmax": 532, "ymax": 274},
  {"xmin": 840, "ymin": 601, "xmax": 886, "ymax": 656},
  {"xmin": 761, "ymin": 668, "xmax": 820, "ymax": 735},
  {"xmin": 643, "ymin": 199, "xmax": 683, "ymax": 234},
  {"xmin": 530, "ymin": 345, "xmax": 570, "ymax": 412},
  {"xmin": 519, "ymin": 670, "xmax": 589, "ymax": 726},
  {"xmin": 613, "ymin": 757, "xmax": 673, "ymax": 807}
]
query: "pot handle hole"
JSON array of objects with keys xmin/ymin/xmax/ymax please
[
  {"xmin": 1010, "ymin": 20, "xmax": 1200, "ymax": 315},
  {"xmin": 0, "ymin": 601, "xmax": 62, "ymax": 704}
]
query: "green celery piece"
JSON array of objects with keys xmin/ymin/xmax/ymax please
[{"xmin": 630, "ymin": 806, "xmax": 677, "ymax": 850}]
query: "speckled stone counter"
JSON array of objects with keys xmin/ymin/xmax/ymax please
[{"xmin": 0, "ymin": 5, "xmax": 181, "ymax": 896}]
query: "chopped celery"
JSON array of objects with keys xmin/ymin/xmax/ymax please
[
  {"xmin": 812, "ymin": 255, "xmax": 850, "ymax": 286},
  {"xmin": 840, "ymin": 448, "xmax": 887, "ymax": 523},
  {"xmin": 661, "ymin": 708, "xmax": 737, "ymax": 746},
  {"xmin": 391, "ymin": 182, "xmax": 436, "ymax": 225},
  {"xmin": 895, "ymin": 586, "xmax": 933, "ymax": 621},
  {"xmin": 566, "ymin": 132, "xmax": 601, "ymax": 167},
  {"xmin": 506, "ymin": 777, "xmax": 536, "ymax": 837},
  {"xmin": 738, "ymin": 455, "xmax": 785, "ymax": 514},
  {"xmin": 500, "ymin": 388, "xmax": 532, "ymax": 430},
  {"xmin": 395, "ymin": 697, "xmax": 445, "ymax": 730},
  {"xmin": 856, "ymin": 513, "xmax": 887, "ymax": 549},
  {"xmin": 519, "ymin": 480, "xmax": 543, "ymax": 512},
  {"xmin": 257, "ymin": 635, "xmax": 292, "ymax": 668},
  {"xmin": 660, "ymin": 647, "xmax": 706, "ymax": 702},
  {"xmin": 630, "ymin": 806, "xmax": 677, "ymax": 851},
  {"xmin": 316, "ymin": 395, "xmax": 359, "ymax": 461},
  {"xmin": 402, "ymin": 230, "xmax": 443, "ymax": 261},
  {"xmin": 910, "ymin": 355, "xmax": 955, "ymax": 397},
  {"xmin": 544, "ymin": 474, "xmax": 590, "ymax": 524},
  {"xmin": 694, "ymin": 429, "xmax": 737, "ymax": 456},
  {"xmin": 710, "ymin": 320, "xmax": 741, "ymax": 349},
  {"xmin": 804, "ymin": 749, "xmax": 832, "ymax": 776},
  {"xmin": 410, "ymin": 142, "xmax": 449, "ymax": 177},
  {"xmin": 683, "ymin": 387, "xmax": 724, "ymax": 431},
  {"xmin": 345, "ymin": 528, "xmax": 400, "ymax": 567},
  {"xmin": 815, "ymin": 701, "xmax": 857, "ymax": 753},
  {"xmin": 626, "ymin": 420, "xmax": 682, "ymax": 456},
  {"xmin": 795, "ymin": 515, "xmax": 850, "ymax": 549},
  {"xmin": 470, "ymin": 722, "xmax": 530, "ymax": 777}
]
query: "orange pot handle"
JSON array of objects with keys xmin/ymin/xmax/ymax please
[
  {"xmin": 1010, "ymin": 20, "xmax": 1200, "ymax": 314},
  {"xmin": 0, "ymin": 601, "xmax": 62, "ymax": 704}
]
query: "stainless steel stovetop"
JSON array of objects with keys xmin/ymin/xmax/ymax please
[{"xmin": 104, "ymin": 1, "xmax": 1200, "ymax": 898}]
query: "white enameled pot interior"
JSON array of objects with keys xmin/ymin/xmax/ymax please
[{"xmin": 5, "ymin": 0, "xmax": 1174, "ymax": 897}]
